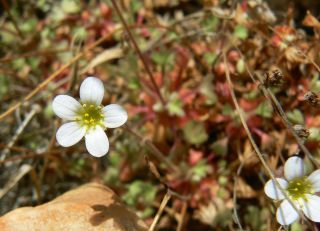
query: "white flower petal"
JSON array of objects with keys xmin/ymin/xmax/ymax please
[
  {"xmin": 52, "ymin": 95, "xmax": 81, "ymax": 120},
  {"xmin": 264, "ymin": 178, "xmax": 288, "ymax": 200},
  {"xmin": 80, "ymin": 77, "xmax": 104, "ymax": 105},
  {"xmin": 301, "ymin": 194, "xmax": 320, "ymax": 222},
  {"xmin": 56, "ymin": 122, "xmax": 85, "ymax": 147},
  {"xmin": 276, "ymin": 199, "xmax": 300, "ymax": 226},
  {"xmin": 85, "ymin": 127, "xmax": 109, "ymax": 157},
  {"xmin": 103, "ymin": 104, "xmax": 128, "ymax": 128},
  {"xmin": 284, "ymin": 156, "xmax": 305, "ymax": 181},
  {"xmin": 307, "ymin": 169, "xmax": 320, "ymax": 192}
]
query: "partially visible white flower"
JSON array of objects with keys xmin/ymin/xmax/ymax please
[
  {"xmin": 264, "ymin": 156, "xmax": 320, "ymax": 225},
  {"xmin": 52, "ymin": 77, "xmax": 127, "ymax": 157}
]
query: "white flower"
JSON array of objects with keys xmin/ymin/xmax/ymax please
[
  {"xmin": 52, "ymin": 77, "xmax": 128, "ymax": 157},
  {"xmin": 264, "ymin": 156, "xmax": 320, "ymax": 225}
]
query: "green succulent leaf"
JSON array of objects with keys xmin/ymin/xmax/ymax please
[
  {"xmin": 123, "ymin": 181, "xmax": 157, "ymax": 206},
  {"xmin": 255, "ymin": 101, "xmax": 273, "ymax": 118},
  {"xmin": 234, "ymin": 25, "xmax": 248, "ymax": 40},
  {"xmin": 183, "ymin": 121, "xmax": 208, "ymax": 145},
  {"xmin": 191, "ymin": 160, "xmax": 211, "ymax": 182},
  {"xmin": 287, "ymin": 109, "xmax": 304, "ymax": 124},
  {"xmin": 166, "ymin": 93, "xmax": 185, "ymax": 117}
]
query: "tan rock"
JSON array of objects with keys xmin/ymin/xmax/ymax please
[{"xmin": 0, "ymin": 183, "xmax": 148, "ymax": 231}]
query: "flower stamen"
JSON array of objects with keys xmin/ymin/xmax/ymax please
[
  {"xmin": 287, "ymin": 177, "xmax": 313, "ymax": 201},
  {"xmin": 76, "ymin": 103, "xmax": 104, "ymax": 130}
]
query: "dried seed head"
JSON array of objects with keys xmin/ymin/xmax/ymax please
[
  {"xmin": 263, "ymin": 69, "xmax": 285, "ymax": 87},
  {"xmin": 304, "ymin": 91, "xmax": 320, "ymax": 107},
  {"xmin": 293, "ymin": 124, "xmax": 310, "ymax": 140}
]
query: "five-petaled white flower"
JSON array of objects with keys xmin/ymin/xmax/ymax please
[
  {"xmin": 264, "ymin": 156, "xmax": 320, "ymax": 225},
  {"xmin": 52, "ymin": 77, "xmax": 128, "ymax": 157}
]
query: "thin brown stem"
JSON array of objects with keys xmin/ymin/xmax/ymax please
[
  {"xmin": 110, "ymin": 0, "xmax": 165, "ymax": 105},
  {"xmin": 0, "ymin": 152, "xmax": 54, "ymax": 165},
  {"xmin": 1, "ymin": 105, "xmax": 39, "ymax": 160},
  {"xmin": 0, "ymin": 48, "xmax": 72, "ymax": 63},
  {"xmin": 233, "ymin": 163, "xmax": 246, "ymax": 230},
  {"xmin": 149, "ymin": 191, "xmax": 171, "ymax": 231},
  {"xmin": 145, "ymin": 156, "xmax": 190, "ymax": 200},
  {"xmin": 265, "ymin": 86, "xmax": 320, "ymax": 168},
  {"xmin": 29, "ymin": 168, "xmax": 41, "ymax": 204},
  {"xmin": 125, "ymin": 125, "xmax": 179, "ymax": 173},
  {"xmin": 0, "ymin": 30, "xmax": 116, "ymax": 121},
  {"xmin": 222, "ymin": 51, "xmax": 312, "ymax": 228},
  {"xmin": 230, "ymin": 39, "xmax": 320, "ymax": 168},
  {"xmin": 176, "ymin": 201, "xmax": 187, "ymax": 231}
]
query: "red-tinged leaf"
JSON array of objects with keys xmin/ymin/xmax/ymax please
[
  {"xmin": 247, "ymin": 115, "xmax": 263, "ymax": 130},
  {"xmin": 175, "ymin": 46, "xmax": 190, "ymax": 66},
  {"xmin": 275, "ymin": 25, "xmax": 295, "ymax": 36},
  {"xmin": 271, "ymin": 25, "xmax": 296, "ymax": 48},
  {"xmin": 226, "ymin": 123, "xmax": 245, "ymax": 138},
  {"xmin": 100, "ymin": 3, "xmax": 112, "ymax": 19},
  {"xmin": 215, "ymin": 82, "xmax": 231, "ymax": 101},
  {"xmin": 228, "ymin": 50, "xmax": 240, "ymax": 63},
  {"xmin": 140, "ymin": 27, "xmax": 151, "ymax": 38},
  {"xmin": 179, "ymin": 88, "xmax": 196, "ymax": 105},
  {"xmin": 157, "ymin": 113, "xmax": 180, "ymax": 126},
  {"xmin": 176, "ymin": 116, "xmax": 189, "ymax": 128},
  {"xmin": 136, "ymin": 10, "xmax": 145, "ymax": 25},
  {"xmin": 210, "ymin": 114, "xmax": 231, "ymax": 124},
  {"xmin": 154, "ymin": 72, "xmax": 163, "ymax": 86},
  {"xmin": 214, "ymin": 62, "xmax": 226, "ymax": 76},
  {"xmin": 241, "ymin": 0, "xmax": 247, "ymax": 11},
  {"xmin": 189, "ymin": 149, "xmax": 204, "ymax": 166},
  {"xmin": 190, "ymin": 43, "xmax": 206, "ymax": 55},
  {"xmin": 271, "ymin": 35, "xmax": 283, "ymax": 47},
  {"xmin": 198, "ymin": 178, "xmax": 219, "ymax": 199},
  {"xmin": 306, "ymin": 141, "xmax": 320, "ymax": 151},
  {"xmin": 127, "ymin": 105, "xmax": 150, "ymax": 115},
  {"xmin": 305, "ymin": 115, "xmax": 320, "ymax": 127},
  {"xmin": 120, "ymin": 161, "xmax": 133, "ymax": 182},
  {"xmin": 101, "ymin": 22, "xmax": 116, "ymax": 36},
  {"xmin": 239, "ymin": 98, "xmax": 260, "ymax": 111},
  {"xmin": 302, "ymin": 11, "xmax": 320, "ymax": 28},
  {"xmin": 188, "ymin": 109, "xmax": 207, "ymax": 121},
  {"xmin": 253, "ymin": 128, "xmax": 273, "ymax": 148},
  {"xmin": 139, "ymin": 92, "xmax": 155, "ymax": 107},
  {"xmin": 81, "ymin": 11, "xmax": 90, "ymax": 21}
]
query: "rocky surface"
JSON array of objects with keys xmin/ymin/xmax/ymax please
[{"xmin": 0, "ymin": 183, "xmax": 148, "ymax": 231}]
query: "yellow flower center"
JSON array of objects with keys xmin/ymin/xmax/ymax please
[
  {"xmin": 287, "ymin": 177, "xmax": 313, "ymax": 201},
  {"xmin": 76, "ymin": 103, "xmax": 104, "ymax": 130}
]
